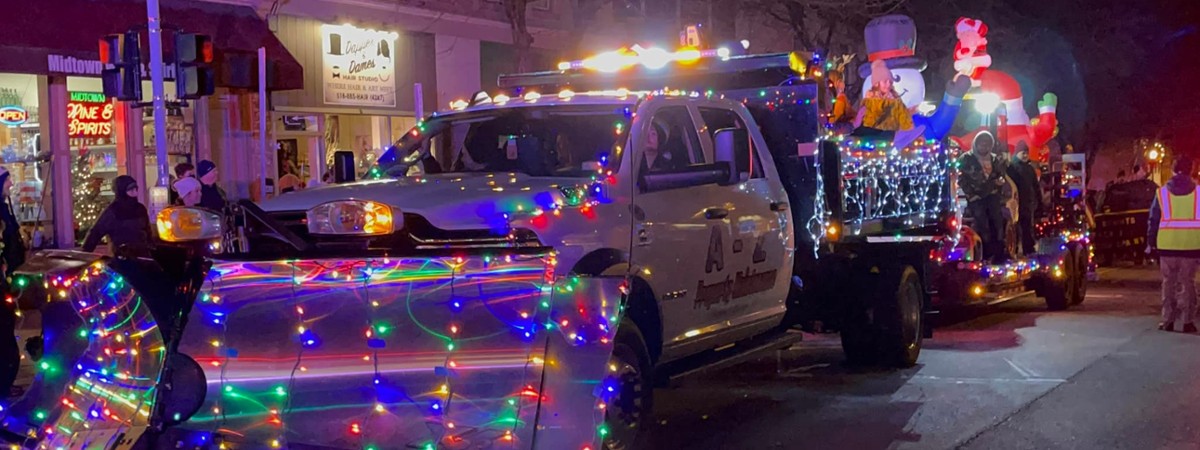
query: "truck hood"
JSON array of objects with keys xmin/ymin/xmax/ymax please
[{"xmin": 260, "ymin": 173, "xmax": 588, "ymax": 230}]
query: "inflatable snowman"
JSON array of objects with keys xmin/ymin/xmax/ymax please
[{"xmin": 858, "ymin": 15, "xmax": 971, "ymax": 142}]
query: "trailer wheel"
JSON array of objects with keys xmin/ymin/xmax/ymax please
[
  {"xmin": 1043, "ymin": 254, "xmax": 1077, "ymax": 311},
  {"xmin": 841, "ymin": 266, "xmax": 924, "ymax": 367},
  {"xmin": 604, "ymin": 319, "xmax": 653, "ymax": 450}
]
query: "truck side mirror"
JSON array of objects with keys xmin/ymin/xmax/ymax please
[
  {"xmin": 713, "ymin": 127, "xmax": 747, "ymax": 185},
  {"xmin": 333, "ymin": 151, "xmax": 355, "ymax": 183}
]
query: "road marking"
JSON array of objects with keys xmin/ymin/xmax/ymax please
[
  {"xmin": 910, "ymin": 375, "xmax": 1066, "ymax": 384},
  {"xmin": 1004, "ymin": 358, "xmax": 1040, "ymax": 378},
  {"xmin": 1087, "ymin": 294, "xmax": 1126, "ymax": 298}
]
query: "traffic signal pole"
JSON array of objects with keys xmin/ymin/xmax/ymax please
[{"xmin": 146, "ymin": 0, "xmax": 170, "ymax": 189}]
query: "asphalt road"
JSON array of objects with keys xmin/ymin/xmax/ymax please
[{"xmin": 643, "ymin": 266, "xmax": 1195, "ymax": 450}]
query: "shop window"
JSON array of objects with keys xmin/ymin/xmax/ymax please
[
  {"xmin": 0, "ymin": 74, "xmax": 49, "ymax": 248},
  {"xmin": 65, "ymin": 78, "xmax": 121, "ymax": 244},
  {"xmin": 141, "ymin": 81, "xmax": 195, "ymax": 202}
]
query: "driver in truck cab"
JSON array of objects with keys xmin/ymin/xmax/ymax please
[{"xmin": 641, "ymin": 120, "xmax": 681, "ymax": 172}]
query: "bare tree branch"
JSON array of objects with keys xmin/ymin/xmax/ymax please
[{"xmin": 503, "ymin": 0, "xmax": 534, "ymax": 72}]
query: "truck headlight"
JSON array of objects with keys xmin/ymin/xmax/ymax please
[
  {"xmin": 157, "ymin": 207, "xmax": 223, "ymax": 242},
  {"xmin": 306, "ymin": 200, "xmax": 397, "ymax": 235}
]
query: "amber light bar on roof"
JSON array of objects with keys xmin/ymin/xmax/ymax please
[{"xmin": 556, "ymin": 45, "xmax": 732, "ymax": 73}]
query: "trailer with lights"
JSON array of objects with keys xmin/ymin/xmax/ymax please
[{"xmin": 930, "ymin": 106, "xmax": 1094, "ymax": 311}]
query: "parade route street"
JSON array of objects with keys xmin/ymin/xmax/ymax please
[{"xmin": 645, "ymin": 266, "xmax": 1198, "ymax": 449}]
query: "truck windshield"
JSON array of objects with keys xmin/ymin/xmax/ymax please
[{"xmin": 375, "ymin": 104, "xmax": 629, "ymax": 178}]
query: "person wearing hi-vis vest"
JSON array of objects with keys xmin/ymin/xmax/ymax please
[{"xmin": 1148, "ymin": 156, "xmax": 1200, "ymax": 332}]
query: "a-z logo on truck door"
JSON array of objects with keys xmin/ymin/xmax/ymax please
[
  {"xmin": 706, "ymin": 226, "xmax": 724, "ymax": 273},
  {"xmin": 694, "ymin": 226, "xmax": 778, "ymax": 310}
]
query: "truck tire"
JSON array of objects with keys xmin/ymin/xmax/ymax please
[
  {"xmin": 841, "ymin": 266, "xmax": 924, "ymax": 367},
  {"xmin": 1069, "ymin": 245, "xmax": 1089, "ymax": 305},
  {"xmin": 604, "ymin": 319, "xmax": 653, "ymax": 450}
]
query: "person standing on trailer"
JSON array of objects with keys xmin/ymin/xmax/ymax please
[
  {"xmin": 959, "ymin": 131, "xmax": 1010, "ymax": 263},
  {"xmin": 1007, "ymin": 141, "xmax": 1044, "ymax": 255},
  {"xmin": 1148, "ymin": 156, "xmax": 1200, "ymax": 333}
]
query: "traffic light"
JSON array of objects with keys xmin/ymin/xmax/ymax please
[
  {"xmin": 100, "ymin": 31, "xmax": 143, "ymax": 101},
  {"xmin": 174, "ymin": 33, "xmax": 215, "ymax": 100}
]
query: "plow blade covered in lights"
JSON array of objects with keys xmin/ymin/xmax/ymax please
[{"xmin": 0, "ymin": 250, "xmax": 623, "ymax": 450}]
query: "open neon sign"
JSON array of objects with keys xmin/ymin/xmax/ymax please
[
  {"xmin": 0, "ymin": 106, "xmax": 27, "ymax": 126},
  {"xmin": 67, "ymin": 91, "xmax": 113, "ymax": 138}
]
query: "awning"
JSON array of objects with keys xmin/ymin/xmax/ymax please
[{"xmin": 0, "ymin": 0, "xmax": 302, "ymax": 91}]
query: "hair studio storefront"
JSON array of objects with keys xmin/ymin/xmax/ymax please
[
  {"xmin": 0, "ymin": 0, "xmax": 301, "ymax": 250},
  {"xmin": 269, "ymin": 17, "xmax": 437, "ymax": 189}
]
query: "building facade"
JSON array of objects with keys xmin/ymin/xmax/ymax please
[{"xmin": 0, "ymin": 0, "xmax": 782, "ymax": 250}]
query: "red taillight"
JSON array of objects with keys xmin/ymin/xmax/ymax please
[
  {"xmin": 202, "ymin": 40, "xmax": 214, "ymax": 63},
  {"xmin": 99, "ymin": 41, "xmax": 112, "ymax": 64}
]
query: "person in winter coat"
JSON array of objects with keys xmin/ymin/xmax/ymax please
[
  {"xmin": 196, "ymin": 160, "xmax": 226, "ymax": 211},
  {"xmin": 0, "ymin": 167, "xmax": 25, "ymax": 397},
  {"xmin": 958, "ymin": 131, "xmax": 1010, "ymax": 262},
  {"xmin": 82, "ymin": 176, "xmax": 154, "ymax": 255},
  {"xmin": 1148, "ymin": 156, "xmax": 1200, "ymax": 333},
  {"xmin": 1007, "ymin": 141, "xmax": 1044, "ymax": 255}
]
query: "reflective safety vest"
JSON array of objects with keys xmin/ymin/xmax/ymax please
[{"xmin": 1158, "ymin": 187, "xmax": 1200, "ymax": 251}]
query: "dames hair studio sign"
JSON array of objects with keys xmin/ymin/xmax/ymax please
[{"xmin": 321, "ymin": 24, "xmax": 397, "ymax": 107}]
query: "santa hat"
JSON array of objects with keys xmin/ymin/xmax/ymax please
[{"xmin": 956, "ymin": 17, "xmax": 988, "ymax": 36}]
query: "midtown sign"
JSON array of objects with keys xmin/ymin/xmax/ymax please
[{"xmin": 48, "ymin": 54, "xmax": 177, "ymax": 79}]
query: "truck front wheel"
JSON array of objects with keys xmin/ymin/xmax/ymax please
[
  {"xmin": 604, "ymin": 319, "xmax": 653, "ymax": 450},
  {"xmin": 1069, "ymin": 244, "xmax": 1089, "ymax": 305},
  {"xmin": 841, "ymin": 266, "xmax": 924, "ymax": 367}
]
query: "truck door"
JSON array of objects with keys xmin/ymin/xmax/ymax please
[
  {"xmin": 695, "ymin": 104, "xmax": 791, "ymax": 334},
  {"xmin": 629, "ymin": 101, "xmax": 742, "ymax": 353}
]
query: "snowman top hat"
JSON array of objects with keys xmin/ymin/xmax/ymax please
[{"xmin": 858, "ymin": 14, "xmax": 928, "ymax": 79}]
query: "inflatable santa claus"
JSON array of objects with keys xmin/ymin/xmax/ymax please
[{"xmin": 953, "ymin": 70, "xmax": 1059, "ymax": 161}]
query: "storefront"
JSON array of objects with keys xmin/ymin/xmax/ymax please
[
  {"xmin": 268, "ymin": 16, "xmax": 437, "ymax": 188},
  {"xmin": 0, "ymin": 0, "xmax": 301, "ymax": 249}
]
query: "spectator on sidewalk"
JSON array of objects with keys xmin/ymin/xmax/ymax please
[
  {"xmin": 174, "ymin": 176, "xmax": 203, "ymax": 208},
  {"xmin": 0, "ymin": 167, "xmax": 24, "ymax": 397},
  {"xmin": 82, "ymin": 176, "xmax": 153, "ymax": 255},
  {"xmin": 196, "ymin": 160, "xmax": 226, "ymax": 211},
  {"xmin": 169, "ymin": 162, "xmax": 195, "ymax": 206},
  {"xmin": 1148, "ymin": 156, "xmax": 1200, "ymax": 333}
]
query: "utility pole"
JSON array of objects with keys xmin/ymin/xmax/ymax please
[{"xmin": 146, "ymin": 0, "xmax": 170, "ymax": 188}]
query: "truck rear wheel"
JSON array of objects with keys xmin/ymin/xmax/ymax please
[
  {"xmin": 841, "ymin": 266, "xmax": 924, "ymax": 367},
  {"xmin": 604, "ymin": 319, "xmax": 653, "ymax": 450}
]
